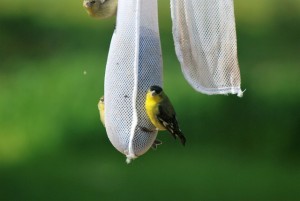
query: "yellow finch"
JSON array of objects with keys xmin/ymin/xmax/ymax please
[
  {"xmin": 83, "ymin": 0, "xmax": 118, "ymax": 19},
  {"xmin": 145, "ymin": 85, "xmax": 186, "ymax": 145},
  {"xmin": 97, "ymin": 95, "xmax": 162, "ymax": 149}
]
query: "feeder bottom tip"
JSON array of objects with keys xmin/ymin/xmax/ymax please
[
  {"xmin": 237, "ymin": 89, "xmax": 246, "ymax": 98},
  {"xmin": 126, "ymin": 154, "xmax": 137, "ymax": 164}
]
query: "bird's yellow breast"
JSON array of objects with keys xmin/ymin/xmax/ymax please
[{"xmin": 145, "ymin": 93, "xmax": 166, "ymax": 130}]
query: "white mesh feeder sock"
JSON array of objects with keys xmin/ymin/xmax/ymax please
[
  {"xmin": 104, "ymin": 0, "xmax": 162, "ymax": 163},
  {"xmin": 171, "ymin": 0, "xmax": 243, "ymax": 97}
]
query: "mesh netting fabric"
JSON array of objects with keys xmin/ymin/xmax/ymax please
[
  {"xmin": 104, "ymin": 0, "xmax": 162, "ymax": 162},
  {"xmin": 171, "ymin": 0, "xmax": 243, "ymax": 96}
]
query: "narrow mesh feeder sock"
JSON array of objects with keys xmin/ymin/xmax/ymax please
[
  {"xmin": 104, "ymin": 0, "xmax": 163, "ymax": 163},
  {"xmin": 171, "ymin": 0, "xmax": 243, "ymax": 97}
]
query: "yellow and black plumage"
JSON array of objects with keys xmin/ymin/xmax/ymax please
[{"xmin": 145, "ymin": 85, "xmax": 186, "ymax": 145}]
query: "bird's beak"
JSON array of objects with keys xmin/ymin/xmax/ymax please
[
  {"xmin": 84, "ymin": 2, "xmax": 93, "ymax": 8},
  {"xmin": 151, "ymin": 91, "xmax": 157, "ymax": 96}
]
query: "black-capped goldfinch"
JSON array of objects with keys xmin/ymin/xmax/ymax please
[
  {"xmin": 98, "ymin": 95, "xmax": 162, "ymax": 149},
  {"xmin": 83, "ymin": 0, "xmax": 118, "ymax": 19},
  {"xmin": 145, "ymin": 85, "xmax": 186, "ymax": 145}
]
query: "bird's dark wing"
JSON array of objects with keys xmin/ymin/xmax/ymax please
[{"xmin": 157, "ymin": 104, "xmax": 186, "ymax": 146}]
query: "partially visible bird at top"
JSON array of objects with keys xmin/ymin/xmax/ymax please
[
  {"xmin": 97, "ymin": 95, "xmax": 162, "ymax": 150},
  {"xmin": 145, "ymin": 85, "xmax": 186, "ymax": 146},
  {"xmin": 83, "ymin": 0, "xmax": 118, "ymax": 19}
]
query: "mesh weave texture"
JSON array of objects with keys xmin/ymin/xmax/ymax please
[
  {"xmin": 104, "ymin": 0, "xmax": 162, "ymax": 161},
  {"xmin": 171, "ymin": 0, "xmax": 242, "ymax": 96}
]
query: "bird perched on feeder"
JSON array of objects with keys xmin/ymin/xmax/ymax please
[
  {"xmin": 97, "ymin": 96, "xmax": 162, "ymax": 150},
  {"xmin": 145, "ymin": 85, "xmax": 186, "ymax": 146},
  {"xmin": 83, "ymin": 0, "xmax": 118, "ymax": 19}
]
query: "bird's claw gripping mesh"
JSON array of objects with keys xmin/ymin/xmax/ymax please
[
  {"xmin": 171, "ymin": 0, "xmax": 243, "ymax": 96},
  {"xmin": 104, "ymin": 0, "xmax": 162, "ymax": 162}
]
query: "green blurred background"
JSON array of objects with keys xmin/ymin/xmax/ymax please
[{"xmin": 0, "ymin": 0, "xmax": 300, "ymax": 200}]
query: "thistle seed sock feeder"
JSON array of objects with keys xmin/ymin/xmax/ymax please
[
  {"xmin": 171, "ymin": 0, "xmax": 243, "ymax": 97},
  {"xmin": 104, "ymin": 0, "xmax": 162, "ymax": 163}
]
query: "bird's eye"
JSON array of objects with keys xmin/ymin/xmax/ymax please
[{"xmin": 91, "ymin": 0, "xmax": 96, "ymax": 4}]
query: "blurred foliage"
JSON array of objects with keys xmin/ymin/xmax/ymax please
[{"xmin": 0, "ymin": 0, "xmax": 300, "ymax": 201}]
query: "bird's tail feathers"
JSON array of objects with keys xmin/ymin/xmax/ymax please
[
  {"xmin": 168, "ymin": 127, "xmax": 186, "ymax": 146},
  {"xmin": 176, "ymin": 130, "xmax": 186, "ymax": 146}
]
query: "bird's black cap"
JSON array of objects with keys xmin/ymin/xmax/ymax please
[{"xmin": 150, "ymin": 85, "xmax": 162, "ymax": 94}]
